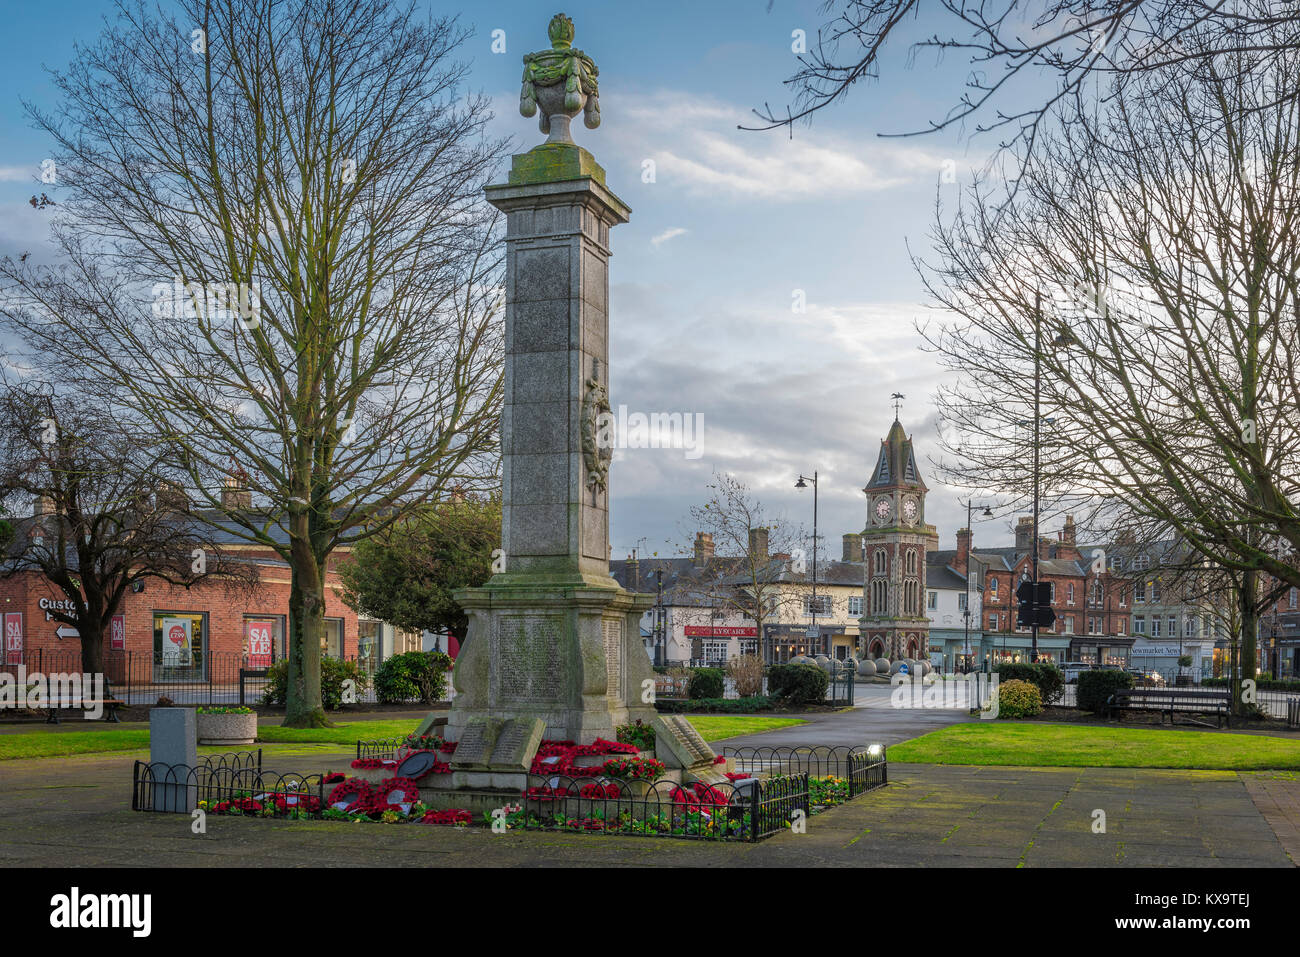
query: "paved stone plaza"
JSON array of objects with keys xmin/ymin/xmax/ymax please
[{"xmin": 1, "ymin": 731, "xmax": 1294, "ymax": 867}]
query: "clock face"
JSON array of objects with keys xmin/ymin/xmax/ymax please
[
  {"xmin": 874, "ymin": 498, "xmax": 892, "ymax": 522},
  {"xmin": 902, "ymin": 498, "xmax": 918, "ymax": 522}
]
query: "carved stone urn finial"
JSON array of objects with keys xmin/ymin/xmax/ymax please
[{"xmin": 519, "ymin": 12, "xmax": 600, "ymax": 144}]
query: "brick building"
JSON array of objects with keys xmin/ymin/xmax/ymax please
[{"xmin": 0, "ymin": 505, "xmax": 421, "ymax": 686}]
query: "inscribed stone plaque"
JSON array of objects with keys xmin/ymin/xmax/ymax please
[
  {"xmin": 602, "ymin": 618, "xmax": 623, "ymax": 701},
  {"xmin": 493, "ymin": 614, "xmax": 563, "ymax": 705},
  {"xmin": 652, "ymin": 714, "xmax": 717, "ymax": 770},
  {"xmin": 413, "ymin": 713, "xmax": 448, "ymax": 740},
  {"xmin": 487, "ymin": 717, "xmax": 546, "ymax": 772},
  {"xmin": 450, "ymin": 717, "xmax": 504, "ymax": 770}
]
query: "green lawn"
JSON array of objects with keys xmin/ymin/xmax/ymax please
[
  {"xmin": 688, "ymin": 715, "xmax": 804, "ymax": 741},
  {"xmin": 0, "ymin": 714, "xmax": 799, "ymax": 760},
  {"xmin": 891, "ymin": 722, "xmax": 1300, "ymax": 771}
]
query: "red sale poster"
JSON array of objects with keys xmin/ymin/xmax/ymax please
[
  {"xmin": 110, "ymin": 614, "xmax": 126, "ymax": 651},
  {"xmin": 3, "ymin": 613, "xmax": 22, "ymax": 657},
  {"xmin": 247, "ymin": 620, "xmax": 273, "ymax": 667}
]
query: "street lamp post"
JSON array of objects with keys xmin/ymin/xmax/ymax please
[
  {"xmin": 963, "ymin": 500, "xmax": 994, "ymax": 674},
  {"xmin": 796, "ymin": 472, "xmax": 820, "ymax": 656},
  {"xmin": 1025, "ymin": 291, "xmax": 1075, "ymax": 664}
]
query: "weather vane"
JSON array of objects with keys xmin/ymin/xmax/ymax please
[{"xmin": 890, "ymin": 392, "xmax": 905, "ymax": 418}]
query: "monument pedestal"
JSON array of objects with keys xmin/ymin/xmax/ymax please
[{"xmin": 447, "ymin": 578, "xmax": 656, "ymax": 744}]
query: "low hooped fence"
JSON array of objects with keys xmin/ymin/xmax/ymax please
[
  {"xmin": 515, "ymin": 771, "xmax": 808, "ymax": 841},
  {"xmin": 132, "ymin": 749, "xmax": 326, "ymax": 818},
  {"xmin": 722, "ymin": 744, "xmax": 889, "ymax": 800},
  {"xmin": 131, "ymin": 742, "xmax": 889, "ymax": 842}
]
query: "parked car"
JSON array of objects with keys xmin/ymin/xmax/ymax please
[
  {"xmin": 1062, "ymin": 662, "xmax": 1094, "ymax": 684},
  {"xmin": 1127, "ymin": 669, "xmax": 1166, "ymax": 688}
]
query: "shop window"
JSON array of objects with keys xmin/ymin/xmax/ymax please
[
  {"xmin": 243, "ymin": 616, "xmax": 284, "ymax": 667},
  {"xmin": 322, "ymin": 618, "xmax": 344, "ymax": 659},
  {"xmin": 357, "ymin": 619, "xmax": 381, "ymax": 672},
  {"xmin": 154, "ymin": 612, "xmax": 207, "ymax": 680}
]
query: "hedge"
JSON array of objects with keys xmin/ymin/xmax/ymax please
[
  {"xmin": 1202, "ymin": 677, "xmax": 1300, "ymax": 693},
  {"xmin": 995, "ymin": 662, "xmax": 1065, "ymax": 705},
  {"xmin": 1076, "ymin": 669, "xmax": 1134, "ymax": 713},
  {"xmin": 686, "ymin": 667, "xmax": 725, "ymax": 700},
  {"xmin": 374, "ymin": 650, "xmax": 452, "ymax": 704},
  {"xmin": 655, "ymin": 695, "xmax": 774, "ymax": 714},
  {"xmin": 767, "ymin": 663, "xmax": 829, "ymax": 705},
  {"xmin": 260, "ymin": 656, "xmax": 369, "ymax": 710}
]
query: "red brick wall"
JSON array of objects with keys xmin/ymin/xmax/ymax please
[{"xmin": 0, "ymin": 561, "xmax": 358, "ymax": 665}]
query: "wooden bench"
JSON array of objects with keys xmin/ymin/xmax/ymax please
[
  {"xmin": 1106, "ymin": 688, "xmax": 1232, "ymax": 728},
  {"xmin": 45, "ymin": 691, "xmax": 124, "ymax": 722}
]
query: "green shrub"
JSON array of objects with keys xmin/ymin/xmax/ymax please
[
  {"xmin": 997, "ymin": 678, "xmax": 1043, "ymax": 718},
  {"xmin": 260, "ymin": 656, "xmax": 369, "ymax": 710},
  {"xmin": 655, "ymin": 696, "xmax": 773, "ymax": 714},
  {"xmin": 615, "ymin": 719, "xmax": 656, "ymax": 751},
  {"xmin": 686, "ymin": 667, "xmax": 725, "ymax": 700},
  {"xmin": 996, "ymin": 662, "xmax": 1065, "ymax": 705},
  {"xmin": 374, "ymin": 650, "xmax": 452, "ymax": 704},
  {"xmin": 767, "ymin": 663, "xmax": 829, "ymax": 705},
  {"xmin": 1077, "ymin": 669, "xmax": 1134, "ymax": 712}
]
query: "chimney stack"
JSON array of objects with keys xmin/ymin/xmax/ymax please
[
  {"xmin": 626, "ymin": 553, "xmax": 640, "ymax": 591},
  {"xmin": 749, "ymin": 527, "xmax": 769, "ymax": 559},
  {"xmin": 156, "ymin": 480, "xmax": 189, "ymax": 512},
  {"xmin": 842, "ymin": 533, "xmax": 863, "ymax": 563},
  {"xmin": 1015, "ymin": 516, "xmax": 1034, "ymax": 551},
  {"xmin": 955, "ymin": 528, "xmax": 971, "ymax": 575},
  {"xmin": 32, "ymin": 494, "xmax": 53, "ymax": 517},
  {"xmin": 693, "ymin": 532, "xmax": 715, "ymax": 567},
  {"xmin": 220, "ymin": 466, "xmax": 252, "ymax": 511}
]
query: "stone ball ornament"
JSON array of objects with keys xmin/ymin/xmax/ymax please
[
  {"xmin": 857, "ymin": 659, "xmax": 877, "ymax": 677},
  {"xmin": 874, "ymin": 658, "xmax": 891, "ymax": 673},
  {"xmin": 518, "ymin": 13, "xmax": 601, "ymax": 143}
]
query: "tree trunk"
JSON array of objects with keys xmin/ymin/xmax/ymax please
[
  {"xmin": 284, "ymin": 558, "xmax": 328, "ymax": 728},
  {"xmin": 1239, "ymin": 568, "xmax": 1258, "ymax": 714}
]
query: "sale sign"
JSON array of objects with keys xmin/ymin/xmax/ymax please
[
  {"xmin": 246, "ymin": 620, "xmax": 273, "ymax": 667},
  {"xmin": 3, "ymin": 613, "xmax": 22, "ymax": 657},
  {"xmin": 110, "ymin": 614, "xmax": 126, "ymax": 651},
  {"xmin": 161, "ymin": 617, "xmax": 193, "ymax": 666}
]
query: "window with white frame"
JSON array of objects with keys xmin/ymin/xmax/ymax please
[
  {"xmin": 848, "ymin": 596, "xmax": 863, "ymax": 616},
  {"xmin": 1151, "ymin": 617, "xmax": 1162, "ymax": 638},
  {"xmin": 1133, "ymin": 616, "xmax": 1146, "ymax": 634},
  {"xmin": 927, "ymin": 591, "xmax": 938, "ymax": 610}
]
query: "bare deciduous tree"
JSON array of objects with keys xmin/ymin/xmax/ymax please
[
  {"xmin": 0, "ymin": 0, "xmax": 506, "ymax": 725},
  {"xmin": 917, "ymin": 28, "xmax": 1300, "ymax": 703},
  {"xmin": 0, "ymin": 379, "xmax": 256, "ymax": 675},
  {"xmin": 750, "ymin": 0, "xmax": 1300, "ymax": 186}
]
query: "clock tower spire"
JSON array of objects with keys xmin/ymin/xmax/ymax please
[{"xmin": 858, "ymin": 415, "xmax": 938, "ymax": 662}]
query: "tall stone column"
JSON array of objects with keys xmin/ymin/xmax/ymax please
[{"xmin": 446, "ymin": 14, "xmax": 655, "ymax": 746}]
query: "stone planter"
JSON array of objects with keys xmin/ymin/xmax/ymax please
[{"xmin": 196, "ymin": 711, "xmax": 257, "ymax": 746}]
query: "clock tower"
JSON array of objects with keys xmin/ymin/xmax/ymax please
[{"xmin": 858, "ymin": 416, "xmax": 938, "ymax": 662}]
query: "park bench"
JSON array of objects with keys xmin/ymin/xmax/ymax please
[
  {"xmin": 44, "ymin": 679, "xmax": 124, "ymax": 724},
  {"xmin": 1105, "ymin": 687, "xmax": 1231, "ymax": 729}
]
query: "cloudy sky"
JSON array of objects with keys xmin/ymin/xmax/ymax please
[{"xmin": 0, "ymin": 0, "xmax": 1035, "ymax": 558}]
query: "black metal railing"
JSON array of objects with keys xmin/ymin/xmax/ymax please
[
  {"xmin": 514, "ymin": 772, "xmax": 809, "ymax": 841},
  {"xmin": 3, "ymin": 649, "xmax": 382, "ymax": 708},
  {"xmin": 356, "ymin": 737, "xmax": 410, "ymax": 761},
  {"xmin": 131, "ymin": 750, "xmax": 329, "ymax": 818}
]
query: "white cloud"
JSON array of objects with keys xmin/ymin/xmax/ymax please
[
  {"xmin": 650, "ymin": 226, "xmax": 688, "ymax": 247},
  {"xmin": 610, "ymin": 90, "xmax": 950, "ymax": 201},
  {"xmin": 0, "ymin": 167, "xmax": 33, "ymax": 183}
]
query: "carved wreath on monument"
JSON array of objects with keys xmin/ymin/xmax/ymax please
[
  {"xmin": 581, "ymin": 377, "xmax": 612, "ymax": 494},
  {"xmin": 519, "ymin": 13, "xmax": 601, "ymax": 134}
]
